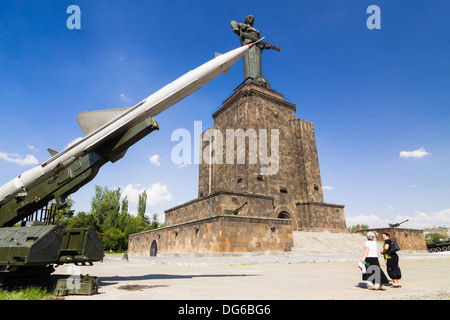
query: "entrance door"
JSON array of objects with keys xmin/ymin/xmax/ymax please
[{"xmin": 150, "ymin": 240, "xmax": 158, "ymax": 257}]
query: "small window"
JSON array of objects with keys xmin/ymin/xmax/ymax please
[
  {"xmin": 314, "ymin": 185, "xmax": 319, "ymax": 191},
  {"xmin": 237, "ymin": 178, "xmax": 243, "ymax": 183},
  {"xmin": 257, "ymin": 175, "xmax": 264, "ymax": 181},
  {"xmin": 280, "ymin": 188, "xmax": 288, "ymax": 194}
]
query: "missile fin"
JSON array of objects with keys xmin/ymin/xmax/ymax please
[
  {"xmin": 77, "ymin": 107, "xmax": 130, "ymax": 136},
  {"xmin": 47, "ymin": 148, "xmax": 59, "ymax": 157},
  {"xmin": 214, "ymin": 53, "xmax": 230, "ymax": 74}
]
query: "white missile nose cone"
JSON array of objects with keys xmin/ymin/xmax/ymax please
[{"xmin": 248, "ymin": 36, "xmax": 266, "ymax": 49}]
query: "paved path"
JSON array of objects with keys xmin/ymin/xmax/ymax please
[{"xmin": 57, "ymin": 251, "xmax": 450, "ymax": 300}]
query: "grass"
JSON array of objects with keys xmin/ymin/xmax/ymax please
[{"xmin": 0, "ymin": 286, "xmax": 55, "ymax": 300}]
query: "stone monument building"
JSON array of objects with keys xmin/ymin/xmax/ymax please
[
  {"xmin": 128, "ymin": 16, "xmax": 347, "ymax": 257},
  {"xmin": 128, "ymin": 80, "xmax": 347, "ymax": 257},
  {"xmin": 198, "ymin": 80, "xmax": 347, "ymax": 232}
]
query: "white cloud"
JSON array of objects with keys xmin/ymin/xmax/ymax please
[
  {"xmin": 399, "ymin": 209, "xmax": 450, "ymax": 229},
  {"xmin": 400, "ymin": 147, "xmax": 430, "ymax": 159},
  {"xmin": 147, "ymin": 182, "xmax": 172, "ymax": 205},
  {"xmin": 0, "ymin": 152, "xmax": 39, "ymax": 166},
  {"xmin": 346, "ymin": 214, "xmax": 388, "ymax": 228},
  {"xmin": 27, "ymin": 144, "xmax": 39, "ymax": 152},
  {"xmin": 120, "ymin": 93, "xmax": 130, "ymax": 102},
  {"xmin": 122, "ymin": 183, "xmax": 172, "ymax": 214},
  {"xmin": 66, "ymin": 137, "xmax": 83, "ymax": 149},
  {"xmin": 346, "ymin": 208, "xmax": 450, "ymax": 230},
  {"xmin": 122, "ymin": 184, "xmax": 148, "ymax": 203},
  {"xmin": 322, "ymin": 185, "xmax": 334, "ymax": 190},
  {"xmin": 149, "ymin": 154, "xmax": 161, "ymax": 167}
]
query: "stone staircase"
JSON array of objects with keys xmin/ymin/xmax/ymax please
[{"xmin": 291, "ymin": 231, "xmax": 384, "ymax": 255}]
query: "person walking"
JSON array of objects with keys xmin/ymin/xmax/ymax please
[
  {"xmin": 381, "ymin": 232, "xmax": 402, "ymax": 288},
  {"xmin": 360, "ymin": 231, "xmax": 389, "ymax": 290}
]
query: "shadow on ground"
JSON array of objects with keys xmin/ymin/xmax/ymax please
[{"xmin": 98, "ymin": 273, "xmax": 256, "ymax": 286}]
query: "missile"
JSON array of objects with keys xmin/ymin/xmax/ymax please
[{"xmin": 0, "ymin": 41, "xmax": 259, "ymax": 207}]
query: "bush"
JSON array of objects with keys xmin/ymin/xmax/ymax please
[{"xmin": 347, "ymin": 224, "xmax": 369, "ymax": 233}]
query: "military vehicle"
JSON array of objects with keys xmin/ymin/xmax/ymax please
[
  {"xmin": 0, "ymin": 43, "xmax": 251, "ymax": 293},
  {"xmin": 0, "ymin": 116, "xmax": 160, "ymax": 292},
  {"xmin": 426, "ymin": 238, "xmax": 450, "ymax": 253}
]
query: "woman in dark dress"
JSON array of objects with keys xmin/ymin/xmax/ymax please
[
  {"xmin": 360, "ymin": 232, "xmax": 390, "ymax": 290},
  {"xmin": 381, "ymin": 233, "xmax": 402, "ymax": 287}
]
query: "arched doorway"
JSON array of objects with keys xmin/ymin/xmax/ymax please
[
  {"xmin": 277, "ymin": 211, "xmax": 291, "ymax": 219},
  {"xmin": 274, "ymin": 205, "xmax": 298, "ymax": 230},
  {"xmin": 150, "ymin": 240, "xmax": 158, "ymax": 257}
]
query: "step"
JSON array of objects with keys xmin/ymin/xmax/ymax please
[{"xmin": 292, "ymin": 231, "xmax": 384, "ymax": 255}]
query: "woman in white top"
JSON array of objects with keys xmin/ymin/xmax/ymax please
[{"xmin": 360, "ymin": 231, "xmax": 389, "ymax": 290}]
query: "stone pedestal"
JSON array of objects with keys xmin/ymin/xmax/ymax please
[
  {"xmin": 199, "ymin": 80, "xmax": 346, "ymax": 232},
  {"xmin": 128, "ymin": 80, "xmax": 347, "ymax": 257}
]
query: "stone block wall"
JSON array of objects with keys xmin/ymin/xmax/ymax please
[
  {"xmin": 164, "ymin": 190, "xmax": 274, "ymax": 227},
  {"xmin": 198, "ymin": 80, "xmax": 346, "ymax": 232},
  {"xmin": 128, "ymin": 215, "xmax": 293, "ymax": 256},
  {"xmin": 357, "ymin": 228, "xmax": 427, "ymax": 252},
  {"xmin": 296, "ymin": 202, "xmax": 347, "ymax": 232}
]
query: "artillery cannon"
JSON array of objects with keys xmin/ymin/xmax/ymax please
[
  {"xmin": 225, "ymin": 202, "xmax": 248, "ymax": 215},
  {"xmin": 388, "ymin": 219, "xmax": 409, "ymax": 228}
]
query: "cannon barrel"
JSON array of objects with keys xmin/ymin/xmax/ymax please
[{"xmin": 388, "ymin": 219, "xmax": 409, "ymax": 228}]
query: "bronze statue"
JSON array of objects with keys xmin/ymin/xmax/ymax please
[{"xmin": 231, "ymin": 15, "xmax": 280, "ymax": 89}]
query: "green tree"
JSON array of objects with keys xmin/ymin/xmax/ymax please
[
  {"xmin": 121, "ymin": 195, "xmax": 129, "ymax": 215},
  {"xmin": 425, "ymin": 227, "xmax": 448, "ymax": 242},
  {"xmin": 90, "ymin": 185, "xmax": 121, "ymax": 233},
  {"xmin": 52, "ymin": 198, "xmax": 76, "ymax": 226},
  {"xmin": 138, "ymin": 189, "xmax": 147, "ymax": 219},
  {"xmin": 149, "ymin": 213, "xmax": 162, "ymax": 230},
  {"xmin": 66, "ymin": 185, "xmax": 163, "ymax": 252},
  {"xmin": 347, "ymin": 224, "xmax": 369, "ymax": 233},
  {"xmin": 118, "ymin": 195, "xmax": 129, "ymax": 229},
  {"xmin": 103, "ymin": 227, "xmax": 126, "ymax": 252},
  {"xmin": 65, "ymin": 211, "xmax": 95, "ymax": 229}
]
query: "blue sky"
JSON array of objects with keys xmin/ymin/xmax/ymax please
[{"xmin": 1, "ymin": 1, "xmax": 449, "ymax": 229}]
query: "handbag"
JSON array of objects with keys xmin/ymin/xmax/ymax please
[
  {"xmin": 358, "ymin": 261, "xmax": 367, "ymax": 274},
  {"xmin": 388, "ymin": 241, "xmax": 400, "ymax": 255}
]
